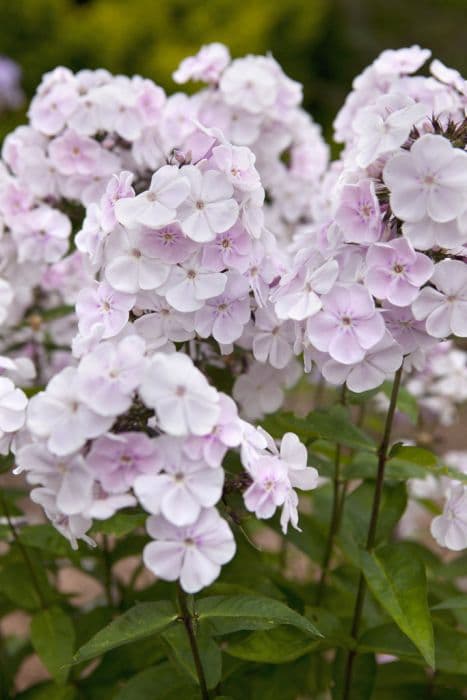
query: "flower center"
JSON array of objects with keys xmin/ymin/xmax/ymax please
[
  {"xmin": 359, "ymin": 203, "xmax": 372, "ymax": 219},
  {"xmin": 176, "ymin": 385, "xmax": 187, "ymax": 397},
  {"xmin": 393, "ymin": 263, "xmax": 405, "ymax": 274},
  {"xmin": 196, "ymin": 200, "xmax": 205, "ymax": 210},
  {"xmin": 423, "ymin": 174, "xmax": 436, "ymax": 186}
]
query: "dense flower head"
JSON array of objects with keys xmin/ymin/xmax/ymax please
[
  {"xmin": 16, "ymin": 335, "xmax": 319, "ymax": 589},
  {"xmin": 1, "ymin": 43, "xmax": 467, "ymax": 589}
]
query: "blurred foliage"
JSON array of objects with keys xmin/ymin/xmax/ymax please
[{"xmin": 0, "ymin": 0, "xmax": 466, "ymax": 138}]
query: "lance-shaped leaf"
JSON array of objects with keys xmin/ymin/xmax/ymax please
[
  {"xmin": 262, "ymin": 406, "xmax": 375, "ymax": 451},
  {"xmin": 360, "ymin": 543, "xmax": 435, "ymax": 668},
  {"xmin": 73, "ymin": 601, "xmax": 177, "ymax": 664},
  {"xmin": 114, "ymin": 662, "xmax": 197, "ymax": 700},
  {"xmin": 31, "ymin": 607, "xmax": 75, "ymax": 684},
  {"xmin": 162, "ymin": 626, "xmax": 222, "ymax": 690},
  {"xmin": 196, "ymin": 595, "xmax": 322, "ymax": 637}
]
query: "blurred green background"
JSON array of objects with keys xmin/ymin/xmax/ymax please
[{"xmin": 0, "ymin": 0, "xmax": 466, "ymax": 139}]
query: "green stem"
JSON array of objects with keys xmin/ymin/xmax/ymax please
[
  {"xmin": 316, "ymin": 442, "xmax": 343, "ymax": 604},
  {"xmin": 102, "ymin": 535, "xmax": 114, "ymax": 608},
  {"xmin": 342, "ymin": 365, "xmax": 403, "ymax": 700},
  {"xmin": 313, "ymin": 376, "xmax": 326, "ymax": 409},
  {"xmin": 177, "ymin": 586, "xmax": 209, "ymax": 700},
  {"xmin": 316, "ymin": 385, "xmax": 347, "ymax": 603},
  {"xmin": 334, "ymin": 403, "xmax": 367, "ymax": 533},
  {"xmin": 0, "ymin": 491, "xmax": 47, "ymax": 609},
  {"xmin": 128, "ymin": 561, "xmax": 144, "ymax": 592}
]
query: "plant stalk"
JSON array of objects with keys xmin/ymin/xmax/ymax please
[
  {"xmin": 177, "ymin": 585, "xmax": 209, "ymax": 700},
  {"xmin": 342, "ymin": 365, "xmax": 403, "ymax": 699},
  {"xmin": 316, "ymin": 385, "xmax": 347, "ymax": 603},
  {"xmin": 101, "ymin": 534, "xmax": 115, "ymax": 608},
  {"xmin": 316, "ymin": 442, "xmax": 343, "ymax": 604}
]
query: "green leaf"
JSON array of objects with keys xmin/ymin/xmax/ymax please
[
  {"xmin": 0, "ymin": 452, "xmax": 14, "ymax": 474},
  {"xmin": 196, "ymin": 595, "xmax": 322, "ymax": 637},
  {"xmin": 73, "ymin": 606, "xmax": 114, "ymax": 649},
  {"xmin": 260, "ymin": 411, "xmax": 316, "ymax": 440},
  {"xmin": 31, "ymin": 607, "xmax": 75, "ymax": 684},
  {"xmin": 372, "ymin": 659, "xmax": 434, "ymax": 700},
  {"xmin": 279, "ymin": 511, "xmax": 328, "ymax": 562},
  {"xmin": 223, "ymin": 656, "xmax": 312, "ymax": 699},
  {"xmin": 338, "ymin": 482, "xmax": 407, "ymax": 564},
  {"xmin": 307, "ymin": 406, "xmax": 375, "ymax": 450},
  {"xmin": 113, "ymin": 661, "xmax": 196, "ymax": 699},
  {"xmin": 374, "ymin": 660, "xmax": 427, "ymax": 687},
  {"xmin": 346, "ymin": 387, "xmax": 381, "ymax": 405},
  {"xmin": 19, "ymin": 524, "xmax": 78, "ymax": 558},
  {"xmin": 382, "ymin": 382, "xmax": 418, "ymax": 423},
  {"xmin": 225, "ymin": 626, "xmax": 320, "ymax": 663},
  {"xmin": 389, "ymin": 445, "xmax": 437, "ymax": 466},
  {"xmin": 90, "ymin": 512, "xmax": 147, "ymax": 537},
  {"xmin": 332, "ymin": 650, "xmax": 376, "ymax": 700},
  {"xmin": 358, "ymin": 623, "xmax": 421, "ymax": 662},
  {"xmin": 346, "ymin": 451, "xmax": 427, "ymax": 481},
  {"xmin": 85, "ymin": 636, "xmax": 165, "ymax": 686},
  {"xmin": 433, "ymin": 621, "xmax": 467, "ymax": 675},
  {"xmin": 73, "ymin": 601, "xmax": 177, "ymax": 663},
  {"xmin": 0, "ymin": 489, "xmax": 25, "ymax": 517},
  {"xmin": 15, "ymin": 685, "xmax": 78, "ymax": 700},
  {"xmin": 0, "ymin": 561, "xmax": 49, "ymax": 611},
  {"xmin": 432, "ymin": 463, "xmax": 467, "ymax": 485},
  {"xmin": 432, "ymin": 596, "xmax": 467, "ymax": 611},
  {"xmin": 349, "ymin": 448, "xmax": 467, "ymax": 484},
  {"xmin": 262, "ymin": 406, "xmax": 375, "ymax": 450},
  {"xmin": 360, "ymin": 543, "xmax": 435, "ymax": 667},
  {"xmin": 360, "ymin": 621, "xmax": 467, "ymax": 676},
  {"xmin": 304, "ymin": 606, "xmax": 354, "ymax": 648},
  {"xmin": 162, "ymin": 626, "xmax": 221, "ymax": 690},
  {"xmin": 158, "ymin": 690, "xmax": 199, "ymax": 700}
]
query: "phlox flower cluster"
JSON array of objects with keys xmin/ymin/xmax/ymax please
[
  {"xmin": 0, "ymin": 43, "xmax": 465, "ymax": 584},
  {"xmin": 14, "ymin": 341, "xmax": 318, "ymax": 592},
  {"xmin": 276, "ymin": 47, "xmax": 467, "ymax": 395},
  {"xmin": 0, "ymin": 44, "xmax": 328, "ymax": 418}
]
